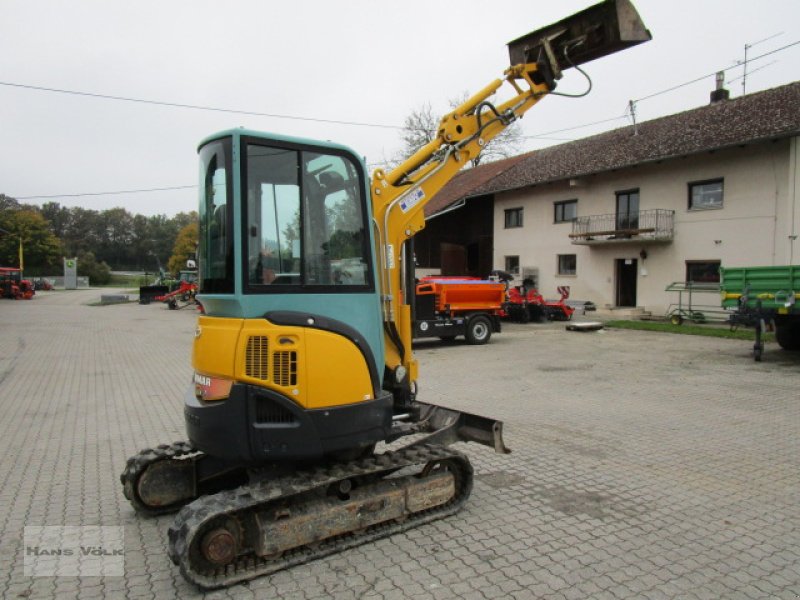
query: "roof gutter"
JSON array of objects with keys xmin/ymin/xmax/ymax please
[{"xmin": 427, "ymin": 197, "xmax": 467, "ymax": 220}]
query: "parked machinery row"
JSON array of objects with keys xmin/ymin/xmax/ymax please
[{"xmin": 0, "ymin": 268, "xmax": 34, "ymax": 300}]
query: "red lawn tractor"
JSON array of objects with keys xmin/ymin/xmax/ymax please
[{"xmin": 0, "ymin": 268, "xmax": 35, "ymax": 300}]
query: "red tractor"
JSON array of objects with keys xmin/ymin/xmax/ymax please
[{"xmin": 0, "ymin": 268, "xmax": 35, "ymax": 300}]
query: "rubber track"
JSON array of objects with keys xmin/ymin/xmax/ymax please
[
  {"xmin": 168, "ymin": 444, "xmax": 473, "ymax": 590},
  {"xmin": 120, "ymin": 440, "xmax": 198, "ymax": 516}
]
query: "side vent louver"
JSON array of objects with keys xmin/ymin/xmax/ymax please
[
  {"xmin": 255, "ymin": 398, "xmax": 297, "ymax": 424},
  {"xmin": 245, "ymin": 336, "xmax": 269, "ymax": 380},
  {"xmin": 273, "ymin": 351, "xmax": 297, "ymax": 387}
]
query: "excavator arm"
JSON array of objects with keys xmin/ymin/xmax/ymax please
[
  {"xmin": 371, "ymin": 66, "xmax": 549, "ymax": 388},
  {"xmin": 372, "ymin": 0, "xmax": 650, "ymax": 393}
]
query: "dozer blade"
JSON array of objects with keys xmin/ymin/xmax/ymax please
[
  {"xmin": 508, "ymin": 0, "xmax": 651, "ymax": 80},
  {"xmin": 414, "ymin": 402, "xmax": 511, "ymax": 454}
]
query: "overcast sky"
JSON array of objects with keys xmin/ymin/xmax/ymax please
[{"xmin": 1, "ymin": 0, "xmax": 798, "ymax": 216}]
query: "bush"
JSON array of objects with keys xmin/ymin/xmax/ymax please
[{"xmin": 77, "ymin": 251, "xmax": 112, "ymax": 285}]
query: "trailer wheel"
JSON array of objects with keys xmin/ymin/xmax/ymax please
[
  {"xmin": 466, "ymin": 316, "xmax": 492, "ymax": 345},
  {"xmin": 754, "ymin": 343, "xmax": 763, "ymax": 362},
  {"xmin": 753, "ymin": 321, "xmax": 764, "ymax": 361},
  {"xmin": 775, "ymin": 322, "xmax": 800, "ymax": 351},
  {"xmin": 670, "ymin": 314, "xmax": 683, "ymax": 326}
]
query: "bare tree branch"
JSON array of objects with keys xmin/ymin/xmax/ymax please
[{"xmin": 391, "ymin": 95, "xmax": 522, "ymax": 169}]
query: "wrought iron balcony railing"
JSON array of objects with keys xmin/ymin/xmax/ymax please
[{"xmin": 570, "ymin": 209, "xmax": 674, "ymax": 245}]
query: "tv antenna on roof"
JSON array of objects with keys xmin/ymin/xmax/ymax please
[{"xmin": 739, "ymin": 32, "xmax": 783, "ymax": 95}]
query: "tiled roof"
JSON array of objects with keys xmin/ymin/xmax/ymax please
[
  {"xmin": 423, "ymin": 153, "xmax": 527, "ymax": 217},
  {"xmin": 428, "ymin": 81, "xmax": 800, "ymax": 215}
]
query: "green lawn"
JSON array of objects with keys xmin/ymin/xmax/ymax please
[
  {"xmin": 604, "ymin": 320, "xmax": 772, "ymax": 342},
  {"xmin": 106, "ymin": 273, "xmax": 143, "ymax": 286}
]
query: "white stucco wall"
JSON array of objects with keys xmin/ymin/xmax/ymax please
[{"xmin": 492, "ymin": 138, "xmax": 796, "ymax": 314}]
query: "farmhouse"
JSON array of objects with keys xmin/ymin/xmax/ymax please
[{"xmin": 418, "ymin": 80, "xmax": 800, "ymax": 315}]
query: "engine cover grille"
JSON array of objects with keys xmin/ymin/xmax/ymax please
[
  {"xmin": 273, "ymin": 351, "xmax": 297, "ymax": 387},
  {"xmin": 245, "ymin": 336, "xmax": 269, "ymax": 380}
]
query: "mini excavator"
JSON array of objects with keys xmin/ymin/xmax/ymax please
[{"xmin": 121, "ymin": 0, "xmax": 650, "ymax": 588}]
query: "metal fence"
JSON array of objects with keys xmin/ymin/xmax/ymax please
[
  {"xmin": 45, "ymin": 276, "xmax": 90, "ymax": 288},
  {"xmin": 571, "ymin": 209, "xmax": 674, "ymax": 242}
]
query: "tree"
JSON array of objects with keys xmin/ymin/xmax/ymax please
[
  {"xmin": 98, "ymin": 207, "xmax": 135, "ymax": 267},
  {"xmin": 167, "ymin": 222, "xmax": 198, "ymax": 275},
  {"xmin": 0, "ymin": 194, "xmax": 21, "ymax": 212},
  {"xmin": 1, "ymin": 193, "xmax": 201, "ymax": 272},
  {"xmin": 147, "ymin": 211, "xmax": 198, "ymax": 272},
  {"xmin": 396, "ymin": 103, "xmax": 440, "ymax": 165},
  {"xmin": 60, "ymin": 207, "xmax": 102, "ymax": 257},
  {"xmin": 130, "ymin": 214, "xmax": 154, "ymax": 270},
  {"xmin": 76, "ymin": 250, "xmax": 112, "ymax": 285},
  {"xmin": 172, "ymin": 211, "xmax": 197, "ymax": 231},
  {"xmin": 40, "ymin": 202, "xmax": 71, "ymax": 239},
  {"xmin": 145, "ymin": 214, "xmax": 174, "ymax": 269},
  {"xmin": 45, "ymin": 206, "xmax": 199, "ymax": 271},
  {"xmin": 394, "ymin": 94, "xmax": 522, "ymax": 168},
  {"xmin": 0, "ymin": 206, "xmax": 62, "ymax": 273}
]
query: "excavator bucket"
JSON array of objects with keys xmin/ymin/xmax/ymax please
[
  {"xmin": 508, "ymin": 0, "xmax": 651, "ymax": 82},
  {"xmin": 414, "ymin": 402, "xmax": 511, "ymax": 454}
]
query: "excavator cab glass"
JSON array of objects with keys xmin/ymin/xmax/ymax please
[
  {"xmin": 198, "ymin": 138, "xmax": 233, "ymax": 293},
  {"xmin": 198, "ymin": 133, "xmax": 375, "ymax": 297},
  {"xmin": 244, "ymin": 143, "xmax": 371, "ymax": 289}
]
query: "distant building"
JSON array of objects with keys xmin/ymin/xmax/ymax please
[{"xmin": 419, "ymin": 80, "xmax": 800, "ymax": 315}]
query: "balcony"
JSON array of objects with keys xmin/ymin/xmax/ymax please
[{"xmin": 570, "ymin": 209, "xmax": 674, "ymax": 246}]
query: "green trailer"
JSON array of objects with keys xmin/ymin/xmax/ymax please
[{"xmin": 721, "ymin": 265, "xmax": 800, "ymax": 361}]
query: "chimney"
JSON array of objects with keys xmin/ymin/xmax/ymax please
[{"xmin": 710, "ymin": 71, "xmax": 730, "ymax": 103}]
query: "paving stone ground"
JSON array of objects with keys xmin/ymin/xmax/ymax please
[{"xmin": 0, "ymin": 289, "xmax": 798, "ymax": 599}]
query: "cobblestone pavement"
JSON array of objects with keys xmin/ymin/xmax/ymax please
[{"xmin": 0, "ymin": 289, "xmax": 798, "ymax": 599}]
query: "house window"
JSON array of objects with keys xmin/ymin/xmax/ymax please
[
  {"xmin": 557, "ymin": 254, "xmax": 576, "ymax": 276},
  {"xmin": 686, "ymin": 260, "xmax": 720, "ymax": 283},
  {"xmin": 505, "ymin": 255, "xmax": 520, "ymax": 275},
  {"xmin": 504, "ymin": 207, "xmax": 523, "ymax": 228},
  {"xmin": 554, "ymin": 200, "xmax": 577, "ymax": 223},
  {"xmin": 689, "ymin": 179, "xmax": 723, "ymax": 210},
  {"xmin": 616, "ymin": 189, "xmax": 640, "ymax": 230}
]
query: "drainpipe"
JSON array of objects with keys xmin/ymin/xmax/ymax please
[{"xmin": 790, "ymin": 136, "xmax": 799, "ymax": 264}]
